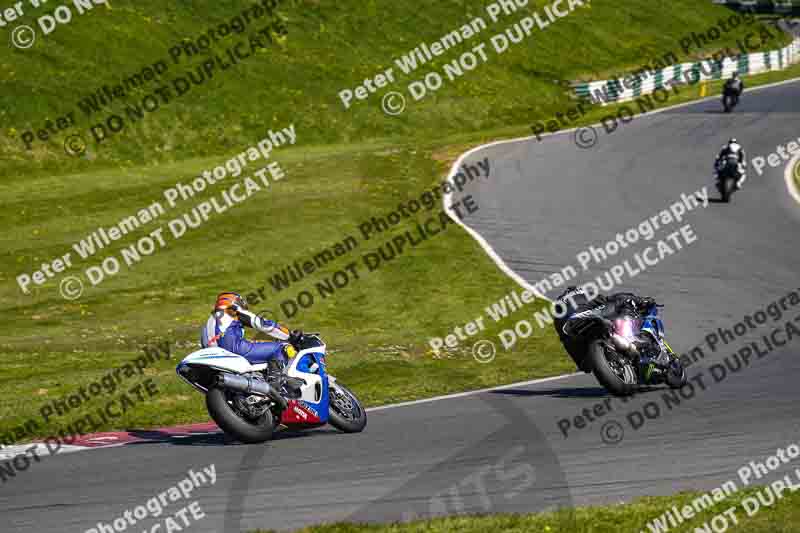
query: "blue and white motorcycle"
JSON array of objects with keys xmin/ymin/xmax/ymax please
[{"xmin": 177, "ymin": 333, "xmax": 366, "ymax": 443}]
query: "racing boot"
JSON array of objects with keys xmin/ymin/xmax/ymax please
[
  {"xmin": 638, "ymin": 357, "xmax": 663, "ymax": 385},
  {"xmin": 634, "ymin": 338, "xmax": 667, "ymax": 385},
  {"xmin": 265, "ymin": 358, "xmax": 304, "ymax": 399},
  {"xmin": 282, "ymin": 377, "xmax": 305, "ymax": 399}
]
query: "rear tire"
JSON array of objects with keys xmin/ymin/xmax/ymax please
[
  {"xmin": 588, "ymin": 340, "xmax": 637, "ymax": 396},
  {"xmin": 328, "ymin": 382, "xmax": 367, "ymax": 433},
  {"xmin": 206, "ymin": 387, "xmax": 275, "ymax": 444}
]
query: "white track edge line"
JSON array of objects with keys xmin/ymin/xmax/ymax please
[
  {"xmin": 785, "ymin": 153, "xmax": 800, "ymax": 205},
  {"xmin": 366, "ymin": 372, "xmax": 581, "ymax": 412}
]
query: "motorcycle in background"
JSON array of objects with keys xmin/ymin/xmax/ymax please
[
  {"xmin": 722, "ymin": 90, "xmax": 739, "ymax": 113},
  {"xmin": 177, "ymin": 333, "xmax": 366, "ymax": 443},
  {"xmin": 722, "ymin": 77, "xmax": 741, "ymax": 113}
]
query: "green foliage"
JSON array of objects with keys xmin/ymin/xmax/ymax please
[
  {"xmin": 0, "ymin": 0, "xmax": 788, "ymax": 175},
  {"xmin": 250, "ymin": 485, "xmax": 800, "ymax": 533}
]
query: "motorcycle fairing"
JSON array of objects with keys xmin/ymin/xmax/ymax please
[
  {"xmin": 179, "ymin": 347, "xmax": 268, "ymax": 372},
  {"xmin": 176, "ymin": 347, "xmax": 268, "ymax": 392},
  {"xmin": 282, "ymin": 349, "xmax": 330, "ymax": 424},
  {"xmin": 281, "ymin": 399, "xmax": 323, "ymax": 425},
  {"xmin": 641, "ymin": 307, "xmax": 666, "ymax": 342}
]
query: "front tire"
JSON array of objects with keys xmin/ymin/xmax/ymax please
[
  {"xmin": 328, "ymin": 382, "xmax": 367, "ymax": 433},
  {"xmin": 665, "ymin": 360, "xmax": 688, "ymax": 389},
  {"xmin": 722, "ymin": 95, "xmax": 733, "ymax": 112},
  {"xmin": 588, "ymin": 340, "xmax": 637, "ymax": 396},
  {"xmin": 206, "ymin": 387, "xmax": 275, "ymax": 444},
  {"xmin": 721, "ymin": 178, "xmax": 735, "ymax": 202}
]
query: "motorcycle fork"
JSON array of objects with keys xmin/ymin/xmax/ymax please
[
  {"xmin": 662, "ymin": 339, "xmax": 676, "ymax": 357},
  {"xmin": 637, "ymin": 338, "xmax": 673, "ymax": 383}
]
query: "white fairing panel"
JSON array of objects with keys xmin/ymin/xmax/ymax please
[
  {"xmin": 180, "ymin": 347, "xmax": 263, "ymax": 374},
  {"xmin": 286, "ymin": 343, "xmax": 327, "ymax": 403},
  {"xmin": 291, "ymin": 369, "xmax": 323, "ymax": 403}
]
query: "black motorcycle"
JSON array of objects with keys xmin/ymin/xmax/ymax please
[
  {"xmin": 554, "ymin": 293, "xmax": 687, "ymax": 396},
  {"xmin": 716, "ymin": 154, "xmax": 741, "ymax": 203},
  {"xmin": 722, "ymin": 87, "xmax": 740, "ymax": 113}
]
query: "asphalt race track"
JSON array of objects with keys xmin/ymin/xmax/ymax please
[{"xmin": 4, "ymin": 80, "xmax": 800, "ymax": 533}]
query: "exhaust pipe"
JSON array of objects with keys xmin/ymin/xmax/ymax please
[
  {"xmin": 216, "ymin": 373, "xmax": 287, "ymax": 410},
  {"xmin": 610, "ymin": 334, "xmax": 639, "ymax": 356}
]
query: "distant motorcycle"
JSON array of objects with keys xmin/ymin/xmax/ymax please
[
  {"xmin": 716, "ymin": 154, "xmax": 742, "ymax": 203},
  {"xmin": 556, "ymin": 296, "xmax": 687, "ymax": 396},
  {"xmin": 177, "ymin": 333, "xmax": 366, "ymax": 443},
  {"xmin": 722, "ymin": 87, "xmax": 740, "ymax": 113}
]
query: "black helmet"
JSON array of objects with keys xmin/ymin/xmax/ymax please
[{"xmin": 617, "ymin": 296, "xmax": 638, "ymax": 315}]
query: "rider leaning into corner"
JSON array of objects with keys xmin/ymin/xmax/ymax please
[
  {"xmin": 715, "ymin": 137, "xmax": 748, "ymax": 189},
  {"xmin": 200, "ymin": 292, "xmax": 303, "ymax": 373},
  {"xmin": 553, "ymin": 286, "xmax": 669, "ymax": 380}
]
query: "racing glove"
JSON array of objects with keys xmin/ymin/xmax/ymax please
[
  {"xmin": 288, "ymin": 330, "xmax": 304, "ymax": 348},
  {"xmin": 234, "ymin": 305, "xmax": 291, "ymax": 341}
]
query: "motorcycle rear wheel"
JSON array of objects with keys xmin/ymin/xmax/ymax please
[
  {"xmin": 588, "ymin": 340, "xmax": 637, "ymax": 396},
  {"xmin": 206, "ymin": 386, "xmax": 275, "ymax": 444}
]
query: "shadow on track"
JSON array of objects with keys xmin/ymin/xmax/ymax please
[
  {"xmin": 491, "ymin": 387, "xmax": 610, "ymax": 398},
  {"xmin": 121, "ymin": 427, "xmax": 339, "ymax": 447},
  {"xmin": 491, "ymin": 385, "xmax": 666, "ymax": 399}
]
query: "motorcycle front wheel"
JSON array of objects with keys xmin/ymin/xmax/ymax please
[
  {"xmin": 722, "ymin": 95, "xmax": 734, "ymax": 112},
  {"xmin": 588, "ymin": 340, "xmax": 637, "ymax": 396},
  {"xmin": 328, "ymin": 382, "xmax": 367, "ymax": 433},
  {"xmin": 720, "ymin": 177, "xmax": 735, "ymax": 202},
  {"xmin": 665, "ymin": 359, "xmax": 688, "ymax": 389}
]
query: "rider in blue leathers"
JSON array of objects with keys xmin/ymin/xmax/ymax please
[{"xmin": 200, "ymin": 292, "xmax": 302, "ymax": 369}]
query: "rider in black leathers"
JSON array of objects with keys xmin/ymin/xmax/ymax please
[
  {"xmin": 722, "ymin": 72, "xmax": 744, "ymax": 112},
  {"xmin": 553, "ymin": 286, "xmax": 664, "ymax": 377},
  {"xmin": 715, "ymin": 138, "xmax": 747, "ymax": 189},
  {"xmin": 723, "ymin": 72, "xmax": 744, "ymax": 99}
]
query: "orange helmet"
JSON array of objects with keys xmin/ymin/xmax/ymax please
[{"xmin": 215, "ymin": 292, "xmax": 247, "ymax": 314}]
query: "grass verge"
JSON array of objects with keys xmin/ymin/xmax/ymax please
[{"xmin": 250, "ymin": 484, "xmax": 800, "ymax": 533}]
